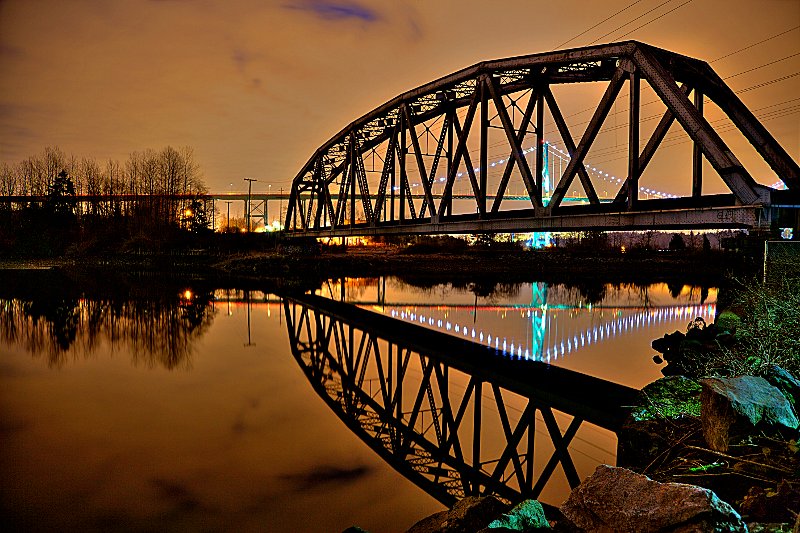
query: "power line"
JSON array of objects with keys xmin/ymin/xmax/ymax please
[
  {"xmin": 738, "ymin": 71, "xmax": 800, "ymax": 93},
  {"xmin": 726, "ymin": 52, "xmax": 800, "ymax": 79},
  {"xmin": 554, "ymin": 0, "xmax": 645, "ymax": 49},
  {"xmin": 611, "ymin": 0, "xmax": 694, "ymax": 41},
  {"xmin": 588, "ymin": 0, "xmax": 675, "ymax": 45},
  {"xmin": 712, "ymin": 25, "xmax": 800, "ymax": 63}
]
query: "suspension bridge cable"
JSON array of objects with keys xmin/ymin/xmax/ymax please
[{"xmin": 554, "ymin": 0, "xmax": 645, "ymax": 49}]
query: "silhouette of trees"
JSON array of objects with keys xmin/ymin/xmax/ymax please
[
  {"xmin": 669, "ymin": 233, "xmax": 686, "ymax": 251},
  {"xmin": 45, "ymin": 170, "xmax": 77, "ymax": 219},
  {"xmin": 0, "ymin": 145, "xmax": 209, "ymax": 255}
]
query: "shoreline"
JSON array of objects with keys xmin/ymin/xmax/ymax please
[{"xmin": 0, "ymin": 247, "xmax": 753, "ymax": 289}]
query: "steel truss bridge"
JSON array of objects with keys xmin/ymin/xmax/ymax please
[
  {"xmin": 283, "ymin": 293, "xmax": 638, "ymax": 507},
  {"xmin": 284, "ymin": 41, "xmax": 799, "ymax": 237}
]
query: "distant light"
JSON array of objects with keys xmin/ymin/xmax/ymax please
[
  {"xmin": 183, "ymin": 290, "xmax": 193, "ymax": 300},
  {"xmin": 780, "ymin": 227, "xmax": 794, "ymax": 240}
]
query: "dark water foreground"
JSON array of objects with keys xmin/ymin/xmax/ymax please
[{"xmin": 0, "ymin": 269, "xmax": 717, "ymax": 532}]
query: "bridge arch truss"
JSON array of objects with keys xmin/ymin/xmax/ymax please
[{"xmin": 285, "ymin": 41, "xmax": 799, "ymax": 237}]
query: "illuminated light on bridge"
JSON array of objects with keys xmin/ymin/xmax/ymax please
[{"xmin": 383, "ymin": 303, "xmax": 716, "ymax": 362}]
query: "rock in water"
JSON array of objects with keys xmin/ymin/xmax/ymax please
[
  {"xmin": 701, "ymin": 376, "xmax": 799, "ymax": 452},
  {"xmin": 479, "ymin": 499, "xmax": 550, "ymax": 531},
  {"xmin": 560, "ymin": 465, "xmax": 746, "ymax": 532}
]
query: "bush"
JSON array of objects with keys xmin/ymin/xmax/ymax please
[{"xmin": 652, "ymin": 272, "xmax": 800, "ymax": 378}]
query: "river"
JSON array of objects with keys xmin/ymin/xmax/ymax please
[{"xmin": 0, "ymin": 271, "xmax": 716, "ymax": 532}]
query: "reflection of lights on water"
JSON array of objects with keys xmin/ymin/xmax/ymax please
[{"xmin": 388, "ymin": 303, "xmax": 716, "ymax": 361}]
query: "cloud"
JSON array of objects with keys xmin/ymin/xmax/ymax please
[
  {"xmin": 149, "ymin": 478, "xmax": 205, "ymax": 512},
  {"xmin": 279, "ymin": 464, "xmax": 372, "ymax": 491},
  {"xmin": 282, "ymin": 1, "xmax": 380, "ymax": 22}
]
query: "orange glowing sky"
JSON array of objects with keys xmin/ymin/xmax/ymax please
[{"xmin": 1, "ymin": 0, "xmax": 798, "ymax": 196}]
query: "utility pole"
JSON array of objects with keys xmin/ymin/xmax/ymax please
[
  {"xmin": 244, "ymin": 178, "xmax": 257, "ymax": 232},
  {"xmin": 279, "ymin": 187, "xmax": 284, "ymax": 232}
]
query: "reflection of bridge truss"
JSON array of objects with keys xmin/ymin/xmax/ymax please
[{"xmin": 284, "ymin": 294, "xmax": 636, "ymax": 507}]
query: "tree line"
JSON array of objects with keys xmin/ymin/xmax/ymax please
[{"xmin": 0, "ymin": 145, "xmax": 212, "ymax": 256}]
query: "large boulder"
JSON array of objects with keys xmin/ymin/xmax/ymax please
[
  {"xmin": 763, "ymin": 365, "xmax": 800, "ymax": 411},
  {"xmin": 560, "ymin": 465, "xmax": 746, "ymax": 532},
  {"xmin": 700, "ymin": 376, "xmax": 799, "ymax": 452},
  {"xmin": 406, "ymin": 496, "xmax": 509, "ymax": 533},
  {"xmin": 479, "ymin": 499, "xmax": 550, "ymax": 532}
]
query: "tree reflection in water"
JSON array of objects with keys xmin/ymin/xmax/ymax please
[{"xmin": 0, "ymin": 287, "xmax": 215, "ymax": 369}]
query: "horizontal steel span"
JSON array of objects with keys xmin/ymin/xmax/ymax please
[
  {"xmin": 284, "ymin": 41, "xmax": 799, "ymax": 237},
  {"xmin": 287, "ymin": 204, "xmax": 765, "ymax": 237}
]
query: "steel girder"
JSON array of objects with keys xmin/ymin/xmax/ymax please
[
  {"xmin": 283, "ymin": 294, "xmax": 637, "ymax": 506},
  {"xmin": 285, "ymin": 41, "xmax": 799, "ymax": 235}
]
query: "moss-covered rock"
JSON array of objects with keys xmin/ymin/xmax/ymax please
[
  {"xmin": 630, "ymin": 376, "xmax": 702, "ymax": 422},
  {"xmin": 480, "ymin": 499, "xmax": 550, "ymax": 532}
]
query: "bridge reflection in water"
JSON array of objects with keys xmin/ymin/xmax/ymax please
[{"xmin": 283, "ymin": 293, "xmax": 639, "ymax": 508}]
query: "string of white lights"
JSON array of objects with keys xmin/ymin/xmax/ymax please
[
  {"xmin": 401, "ymin": 142, "xmax": 678, "ymax": 199},
  {"xmin": 385, "ymin": 303, "xmax": 715, "ymax": 361}
]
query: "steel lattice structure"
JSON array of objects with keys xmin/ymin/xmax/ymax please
[
  {"xmin": 284, "ymin": 294, "xmax": 637, "ymax": 507},
  {"xmin": 284, "ymin": 41, "xmax": 799, "ymax": 236}
]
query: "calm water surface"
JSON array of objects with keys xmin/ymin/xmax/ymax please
[{"xmin": 0, "ymin": 273, "xmax": 715, "ymax": 532}]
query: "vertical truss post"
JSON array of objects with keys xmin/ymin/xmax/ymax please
[
  {"xmin": 628, "ymin": 69, "xmax": 640, "ymax": 210},
  {"xmin": 285, "ymin": 181, "xmax": 297, "ymax": 230},
  {"xmin": 693, "ymin": 90, "xmax": 703, "ymax": 198},
  {"xmin": 446, "ymin": 107, "xmax": 454, "ymax": 217},
  {"xmin": 350, "ymin": 138, "xmax": 356, "ymax": 226},
  {"xmin": 400, "ymin": 111, "xmax": 407, "ymax": 221},
  {"xmin": 479, "ymin": 77, "xmax": 489, "ymax": 217},
  {"xmin": 391, "ymin": 131, "xmax": 396, "ymax": 223},
  {"xmin": 536, "ymin": 91, "xmax": 544, "ymax": 202}
]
